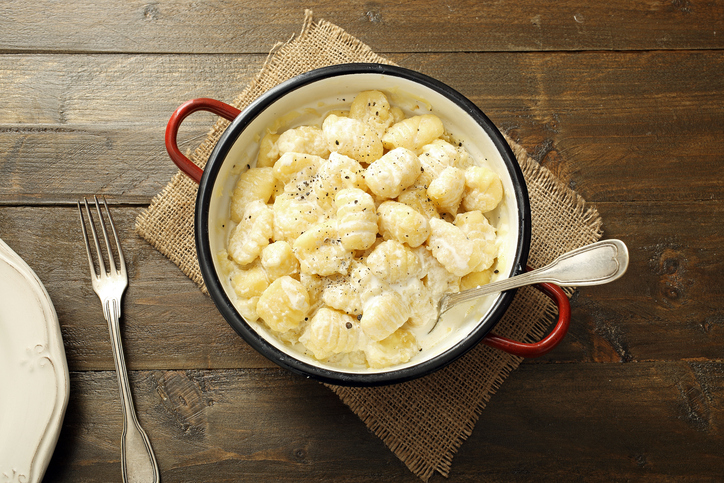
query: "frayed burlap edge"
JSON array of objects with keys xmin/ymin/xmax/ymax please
[
  {"xmin": 509, "ymin": 137, "xmax": 603, "ymax": 244},
  {"xmin": 135, "ymin": 9, "xmax": 392, "ymax": 294},
  {"xmin": 328, "ymin": 135, "xmax": 603, "ymax": 481}
]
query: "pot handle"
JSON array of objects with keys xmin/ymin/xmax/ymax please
[
  {"xmin": 165, "ymin": 98, "xmax": 242, "ymax": 184},
  {"xmin": 481, "ymin": 273, "xmax": 571, "ymax": 358}
]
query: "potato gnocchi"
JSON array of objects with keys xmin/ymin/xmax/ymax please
[{"xmin": 220, "ymin": 90, "xmax": 504, "ymax": 369}]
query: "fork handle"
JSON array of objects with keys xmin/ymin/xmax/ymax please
[{"xmin": 105, "ymin": 300, "xmax": 160, "ymax": 483}]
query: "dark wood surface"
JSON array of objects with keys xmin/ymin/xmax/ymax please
[{"xmin": 2, "ymin": 2, "xmax": 723, "ymax": 481}]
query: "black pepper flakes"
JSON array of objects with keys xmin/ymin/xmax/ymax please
[{"xmin": 345, "ymin": 322, "xmax": 353, "ymax": 329}]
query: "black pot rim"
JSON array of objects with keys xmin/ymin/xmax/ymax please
[{"xmin": 195, "ymin": 63, "xmax": 532, "ymax": 387}]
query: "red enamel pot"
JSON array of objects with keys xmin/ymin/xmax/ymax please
[{"xmin": 166, "ymin": 63, "xmax": 570, "ymax": 386}]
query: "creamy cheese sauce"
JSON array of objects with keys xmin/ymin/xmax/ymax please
[{"xmin": 213, "ymin": 86, "xmax": 516, "ymax": 373}]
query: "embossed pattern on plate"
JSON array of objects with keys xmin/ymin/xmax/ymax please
[{"xmin": 0, "ymin": 239, "xmax": 69, "ymax": 483}]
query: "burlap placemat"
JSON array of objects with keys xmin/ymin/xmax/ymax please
[{"xmin": 136, "ymin": 11, "xmax": 603, "ymax": 481}]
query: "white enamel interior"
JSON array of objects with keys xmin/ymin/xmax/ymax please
[{"xmin": 206, "ymin": 72, "xmax": 522, "ymax": 375}]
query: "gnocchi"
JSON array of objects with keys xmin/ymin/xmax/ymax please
[
  {"xmin": 323, "ymin": 114, "xmax": 383, "ymax": 163},
  {"xmin": 377, "ymin": 201, "xmax": 430, "ymax": 248},
  {"xmin": 427, "ymin": 166, "xmax": 466, "ymax": 216},
  {"xmin": 364, "ymin": 147, "xmax": 421, "ymax": 198},
  {"xmin": 277, "ymin": 125, "xmax": 330, "ymax": 158},
  {"xmin": 219, "ymin": 90, "xmax": 506, "ymax": 369},
  {"xmin": 335, "ymin": 188, "xmax": 378, "ymax": 251},
  {"xmin": 300, "ymin": 308, "xmax": 360, "ymax": 360},
  {"xmin": 230, "ymin": 167, "xmax": 276, "ymax": 223},
  {"xmin": 228, "ymin": 200, "xmax": 273, "ymax": 266},
  {"xmin": 381, "ymin": 114, "xmax": 445, "ymax": 153}
]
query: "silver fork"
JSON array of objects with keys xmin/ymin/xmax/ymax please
[{"xmin": 78, "ymin": 196, "xmax": 160, "ymax": 483}]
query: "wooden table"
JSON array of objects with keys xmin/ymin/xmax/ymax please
[{"xmin": 2, "ymin": 2, "xmax": 723, "ymax": 481}]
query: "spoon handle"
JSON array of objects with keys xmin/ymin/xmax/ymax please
[{"xmin": 439, "ymin": 239, "xmax": 628, "ymax": 314}]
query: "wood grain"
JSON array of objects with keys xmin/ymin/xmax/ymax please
[
  {"xmin": 2, "ymin": 51, "xmax": 723, "ymax": 204},
  {"xmin": 42, "ymin": 362, "xmax": 724, "ymax": 482},
  {"xmin": 2, "ymin": 0, "xmax": 723, "ymax": 54},
  {"xmin": 537, "ymin": 199, "xmax": 724, "ymax": 364},
  {"xmin": 0, "ymin": 54, "xmax": 266, "ymax": 125},
  {"xmin": 3, "ymin": 2, "xmax": 724, "ymax": 481},
  {"xmin": 454, "ymin": 361, "xmax": 724, "ymax": 481},
  {"xmin": 0, "ymin": 206, "xmax": 274, "ymax": 371},
  {"xmin": 45, "ymin": 369, "xmax": 419, "ymax": 482},
  {"xmin": 0, "ymin": 201, "xmax": 720, "ymax": 371}
]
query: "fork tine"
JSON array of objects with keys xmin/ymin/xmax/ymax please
[
  {"xmin": 94, "ymin": 196, "xmax": 118, "ymax": 274},
  {"xmin": 77, "ymin": 200, "xmax": 99, "ymax": 278},
  {"xmin": 77, "ymin": 196, "xmax": 158, "ymax": 478},
  {"xmin": 99, "ymin": 196, "xmax": 126, "ymax": 273},
  {"xmin": 83, "ymin": 197, "xmax": 107, "ymax": 276}
]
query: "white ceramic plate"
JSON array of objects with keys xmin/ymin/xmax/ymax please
[{"xmin": 0, "ymin": 238, "xmax": 69, "ymax": 483}]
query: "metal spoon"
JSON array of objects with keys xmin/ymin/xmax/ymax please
[{"xmin": 432, "ymin": 239, "xmax": 629, "ymax": 331}]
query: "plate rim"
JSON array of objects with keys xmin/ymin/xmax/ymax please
[{"xmin": 0, "ymin": 238, "xmax": 70, "ymax": 483}]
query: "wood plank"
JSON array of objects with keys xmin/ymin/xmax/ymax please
[
  {"xmin": 454, "ymin": 361, "xmax": 724, "ymax": 481},
  {"xmin": 431, "ymin": 50, "xmax": 724, "ymax": 204},
  {"xmin": 0, "ymin": 206, "xmax": 275, "ymax": 371},
  {"xmin": 1, "ymin": 202, "xmax": 721, "ymax": 370},
  {"xmin": 534, "ymin": 199, "xmax": 724, "ymax": 364},
  {"xmin": 7, "ymin": 1, "xmax": 722, "ymax": 482},
  {"xmin": 42, "ymin": 362, "xmax": 724, "ymax": 481},
  {"xmin": 0, "ymin": 54, "xmax": 266, "ymax": 125},
  {"xmin": 0, "ymin": 124, "xmax": 202, "ymax": 204},
  {"xmin": 2, "ymin": 0, "xmax": 723, "ymax": 54},
  {"xmin": 44, "ymin": 369, "xmax": 419, "ymax": 482},
  {"xmin": 0, "ymin": 53, "xmax": 267, "ymax": 203},
  {"xmin": 1, "ymin": 51, "xmax": 723, "ymax": 204}
]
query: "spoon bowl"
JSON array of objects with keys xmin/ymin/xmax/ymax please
[{"xmin": 432, "ymin": 239, "xmax": 629, "ymax": 332}]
